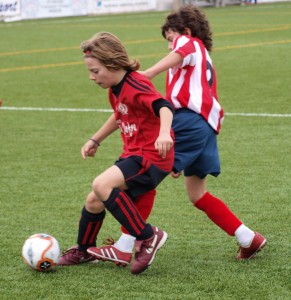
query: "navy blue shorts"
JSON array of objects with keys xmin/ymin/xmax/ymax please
[
  {"xmin": 115, "ymin": 155, "xmax": 169, "ymax": 199},
  {"xmin": 172, "ymin": 109, "xmax": 220, "ymax": 178}
]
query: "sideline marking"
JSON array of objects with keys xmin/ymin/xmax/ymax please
[
  {"xmin": 1, "ymin": 106, "xmax": 290, "ymax": 117},
  {"xmin": 1, "ymin": 26, "xmax": 290, "ymax": 57},
  {"xmin": 1, "ymin": 39, "xmax": 290, "ymax": 73},
  {"xmin": 0, "ymin": 39, "xmax": 160, "ymax": 57},
  {"xmin": 215, "ymin": 25, "xmax": 291, "ymax": 37},
  {"xmin": 0, "ymin": 106, "xmax": 112, "ymax": 112},
  {"xmin": 215, "ymin": 39, "xmax": 291, "ymax": 51}
]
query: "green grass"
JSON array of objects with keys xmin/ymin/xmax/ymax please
[{"xmin": 0, "ymin": 3, "xmax": 291, "ymax": 299}]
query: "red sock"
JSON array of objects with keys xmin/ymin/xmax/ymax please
[
  {"xmin": 194, "ymin": 192, "xmax": 242, "ymax": 236},
  {"xmin": 121, "ymin": 189, "xmax": 156, "ymax": 234}
]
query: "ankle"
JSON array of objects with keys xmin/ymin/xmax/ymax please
[{"xmin": 235, "ymin": 224, "xmax": 255, "ymax": 247}]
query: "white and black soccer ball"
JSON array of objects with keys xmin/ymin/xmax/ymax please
[{"xmin": 22, "ymin": 233, "xmax": 60, "ymax": 271}]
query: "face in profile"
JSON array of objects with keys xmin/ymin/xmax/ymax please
[
  {"xmin": 85, "ymin": 57, "xmax": 121, "ymax": 89},
  {"xmin": 164, "ymin": 29, "xmax": 182, "ymax": 51}
]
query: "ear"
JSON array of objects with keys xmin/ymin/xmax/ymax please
[{"xmin": 184, "ymin": 28, "xmax": 191, "ymax": 36}]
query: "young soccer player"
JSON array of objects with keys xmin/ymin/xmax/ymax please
[
  {"xmin": 58, "ymin": 32, "xmax": 175, "ymax": 275},
  {"xmin": 91, "ymin": 5, "xmax": 267, "ymax": 265}
]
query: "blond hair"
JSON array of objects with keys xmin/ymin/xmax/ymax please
[{"xmin": 81, "ymin": 32, "xmax": 140, "ymax": 71}]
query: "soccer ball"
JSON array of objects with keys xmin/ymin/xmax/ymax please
[{"xmin": 22, "ymin": 233, "xmax": 61, "ymax": 271}]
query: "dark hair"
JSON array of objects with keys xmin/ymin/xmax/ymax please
[
  {"xmin": 81, "ymin": 32, "xmax": 140, "ymax": 71},
  {"xmin": 161, "ymin": 5, "xmax": 213, "ymax": 51}
]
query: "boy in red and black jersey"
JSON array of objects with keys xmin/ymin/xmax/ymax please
[{"xmin": 58, "ymin": 32, "xmax": 174, "ymax": 275}]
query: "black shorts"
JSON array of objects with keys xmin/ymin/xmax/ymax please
[{"xmin": 115, "ymin": 155, "xmax": 169, "ymax": 200}]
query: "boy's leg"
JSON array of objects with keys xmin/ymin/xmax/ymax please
[
  {"xmin": 88, "ymin": 188, "xmax": 167, "ymax": 274},
  {"xmin": 102, "ymin": 188, "xmax": 153, "ymax": 239},
  {"xmin": 192, "ymin": 188, "xmax": 266, "ymax": 259},
  {"xmin": 87, "ymin": 189, "xmax": 156, "ymax": 266},
  {"xmin": 121, "ymin": 189, "xmax": 156, "ymax": 235},
  {"xmin": 58, "ymin": 192, "xmax": 106, "ymax": 266},
  {"xmin": 87, "ymin": 160, "xmax": 168, "ymax": 274}
]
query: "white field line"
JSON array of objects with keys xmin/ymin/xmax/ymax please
[
  {"xmin": 0, "ymin": 106, "xmax": 113, "ymax": 113},
  {"xmin": 1, "ymin": 106, "xmax": 291, "ymax": 117},
  {"xmin": 224, "ymin": 112, "xmax": 291, "ymax": 118}
]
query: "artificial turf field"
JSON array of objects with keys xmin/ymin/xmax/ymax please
[{"xmin": 0, "ymin": 2, "xmax": 290, "ymax": 299}]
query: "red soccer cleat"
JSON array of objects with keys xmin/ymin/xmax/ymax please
[
  {"xmin": 237, "ymin": 232, "xmax": 267, "ymax": 259},
  {"xmin": 87, "ymin": 243, "xmax": 132, "ymax": 267},
  {"xmin": 130, "ymin": 226, "xmax": 168, "ymax": 275},
  {"xmin": 58, "ymin": 246, "xmax": 97, "ymax": 266}
]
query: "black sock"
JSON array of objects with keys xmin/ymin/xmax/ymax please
[
  {"xmin": 77, "ymin": 207, "xmax": 105, "ymax": 251},
  {"xmin": 103, "ymin": 188, "xmax": 153, "ymax": 240}
]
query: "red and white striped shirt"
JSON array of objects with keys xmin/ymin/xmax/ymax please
[{"xmin": 166, "ymin": 35, "xmax": 224, "ymax": 133}]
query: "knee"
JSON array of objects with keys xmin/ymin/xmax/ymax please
[
  {"xmin": 92, "ymin": 177, "xmax": 102, "ymax": 194},
  {"xmin": 189, "ymin": 196, "xmax": 199, "ymax": 205},
  {"xmin": 185, "ymin": 176, "xmax": 207, "ymax": 205},
  {"xmin": 85, "ymin": 191, "xmax": 104, "ymax": 213},
  {"xmin": 92, "ymin": 177, "xmax": 112, "ymax": 201},
  {"xmin": 188, "ymin": 191, "xmax": 206, "ymax": 205},
  {"xmin": 86, "ymin": 191, "xmax": 96, "ymax": 208}
]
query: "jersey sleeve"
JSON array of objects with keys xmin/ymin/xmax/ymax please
[
  {"xmin": 172, "ymin": 35, "xmax": 197, "ymax": 69},
  {"xmin": 128, "ymin": 73, "xmax": 165, "ymax": 112},
  {"xmin": 152, "ymin": 99, "xmax": 175, "ymax": 117}
]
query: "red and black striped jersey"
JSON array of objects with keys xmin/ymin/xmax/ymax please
[{"xmin": 109, "ymin": 71, "xmax": 174, "ymax": 172}]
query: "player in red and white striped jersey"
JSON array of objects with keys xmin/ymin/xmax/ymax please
[
  {"xmin": 96, "ymin": 5, "xmax": 266, "ymax": 263},
  {"xmin": 165, "ymin": 34, "xmax": 223, "ymax": 134},
  {"xmin": 147, "ymin": 5, "xmax": 266, "ymax": 259}
]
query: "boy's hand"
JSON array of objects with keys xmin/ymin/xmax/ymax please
[
  {"xmin": 171, "ymin": 172, "xmax": 181, "ymax": 179},
  {"xmin": 154, "ymin": 133, "xmax": 173, "ymax": 159},
  {"xmin": 81, "ymin": 140, "xmax": 99, "ymax": 159}
]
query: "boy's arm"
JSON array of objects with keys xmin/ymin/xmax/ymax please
[
  {"xmin": 90, "ymin": 113, "xmax": 118, "ymax": 143},
  {"xmin": 155, "ymin": 106, "xmax": 174, "ymax": 159},
  {"xmin": 81, "ymin": 113, "xmax": 118, "ymax": 159},
  {"xmin": 142, "ymin": 52, "xmax": 183, "ymax": 79}
]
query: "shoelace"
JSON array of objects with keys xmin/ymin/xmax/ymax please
[
  {"xmin": 103, "ymin": 237, "xmax": 115, "ymax": 246},
  {"xmin": 236, "ymin": 243, "xmax": 241, "ymax": 253},
  {"xmin": 61, "ymin": 247, "xmax": 77, "ymax": 255}
]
